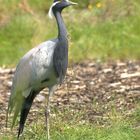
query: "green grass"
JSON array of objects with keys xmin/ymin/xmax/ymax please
[
  {"xmin": 2, "ymin": 106, "xmax": 140, "ymax": 140},
  {"xmin": 1, "ymin": 110, "xmax": 140, "ymax": 140},
  {"xmin": 0, "ymin": 0, "xmax": 140, "ymax": 66},
  {"xmin": 0, "ymin": 13, "xmax": 35, "ymax": 65},
  {"xmin": 23, "ymin": 124, "xmax": 140, "ymax": 140},
  {"xmin": 1, "ymin": 126, "xmax": 140, "ymax": 140},
  {"xmin": 69, "ymin": 15, "xmax": 140, "ymax": 62}
]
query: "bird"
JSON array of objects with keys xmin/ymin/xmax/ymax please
[{"xmin": 6, "ymin": 0, "xmax": 77, "ymax": 139}]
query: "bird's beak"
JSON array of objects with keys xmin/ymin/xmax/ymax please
[{"xmin": 68, "ymin": 1, "xmax": 78, "ymax": 5}]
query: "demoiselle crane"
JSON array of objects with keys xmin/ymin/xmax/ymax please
[{"xmin": 6, "ymin": 0, "xmax": 77, "ymax": 139}]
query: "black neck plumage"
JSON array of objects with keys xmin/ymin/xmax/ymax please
[{"xmin": 54, "ymin": 11, "xmax": 68, "ymax": 41}]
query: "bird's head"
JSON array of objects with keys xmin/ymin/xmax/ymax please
[{"xmin": 48, "ymin": 0, "xmax": 77, "ymax": 19}]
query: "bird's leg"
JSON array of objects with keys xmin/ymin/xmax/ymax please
[
  {"xmin": 45, "ymin": 94, "xmax": 51, "ymax": 140},
  {"xmin": 45, "ymin": 86, "xmax": 56, "ymax": 140}
]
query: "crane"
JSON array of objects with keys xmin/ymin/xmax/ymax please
[{"xmin": 6, "ymin": 0, "xmax": 77, "ymax": 139}]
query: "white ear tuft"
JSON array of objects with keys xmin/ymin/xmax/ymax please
[{"xmin": 48, "ymin": 1, "xmax": 60, "ymax": 19}]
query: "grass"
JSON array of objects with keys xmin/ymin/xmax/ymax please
[
  {"xmin": 22, "ymin": 123, "xmax": 140, "ymax": 140},
  {"xmin": 69, "ymin": 15, "xmax": 140, "ymax": 62},
  {"xmin": 0, "ymin": 0, "xmax": 140, "ymax": 66},
  {"xmin": 1, "ymin": 107, "xmax": 140, "ymax": 140},
  {"xmin": 1, "ymin": 126, "xmax": 140, "ymax": 140}
]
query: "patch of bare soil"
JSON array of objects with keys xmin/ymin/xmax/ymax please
[{"xmin": 0, "ymin": 61, "xmax": 140, "ymax": 133}]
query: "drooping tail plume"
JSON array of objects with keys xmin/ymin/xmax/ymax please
[{"xmin": 17, "ymin": 90, "xmax": 38, "ymax": 138}]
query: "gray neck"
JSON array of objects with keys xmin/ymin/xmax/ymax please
[{"xmin": 54, "ymin": 11, "xmax": 67, "ymax": 40}]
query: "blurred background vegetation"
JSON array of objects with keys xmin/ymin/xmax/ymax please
[{"xmin": 0, "ymin": 0, "xmax": 140, "ymax": 66}]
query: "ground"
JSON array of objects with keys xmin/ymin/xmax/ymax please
[{"xmin": 0, "ymin": 60, "xmax": 140, "ymax": 136}]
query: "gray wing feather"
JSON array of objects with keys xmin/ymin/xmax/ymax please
[{"xmin": 7, "ymin": 39, "xmax": 57, "ymax": 127}]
